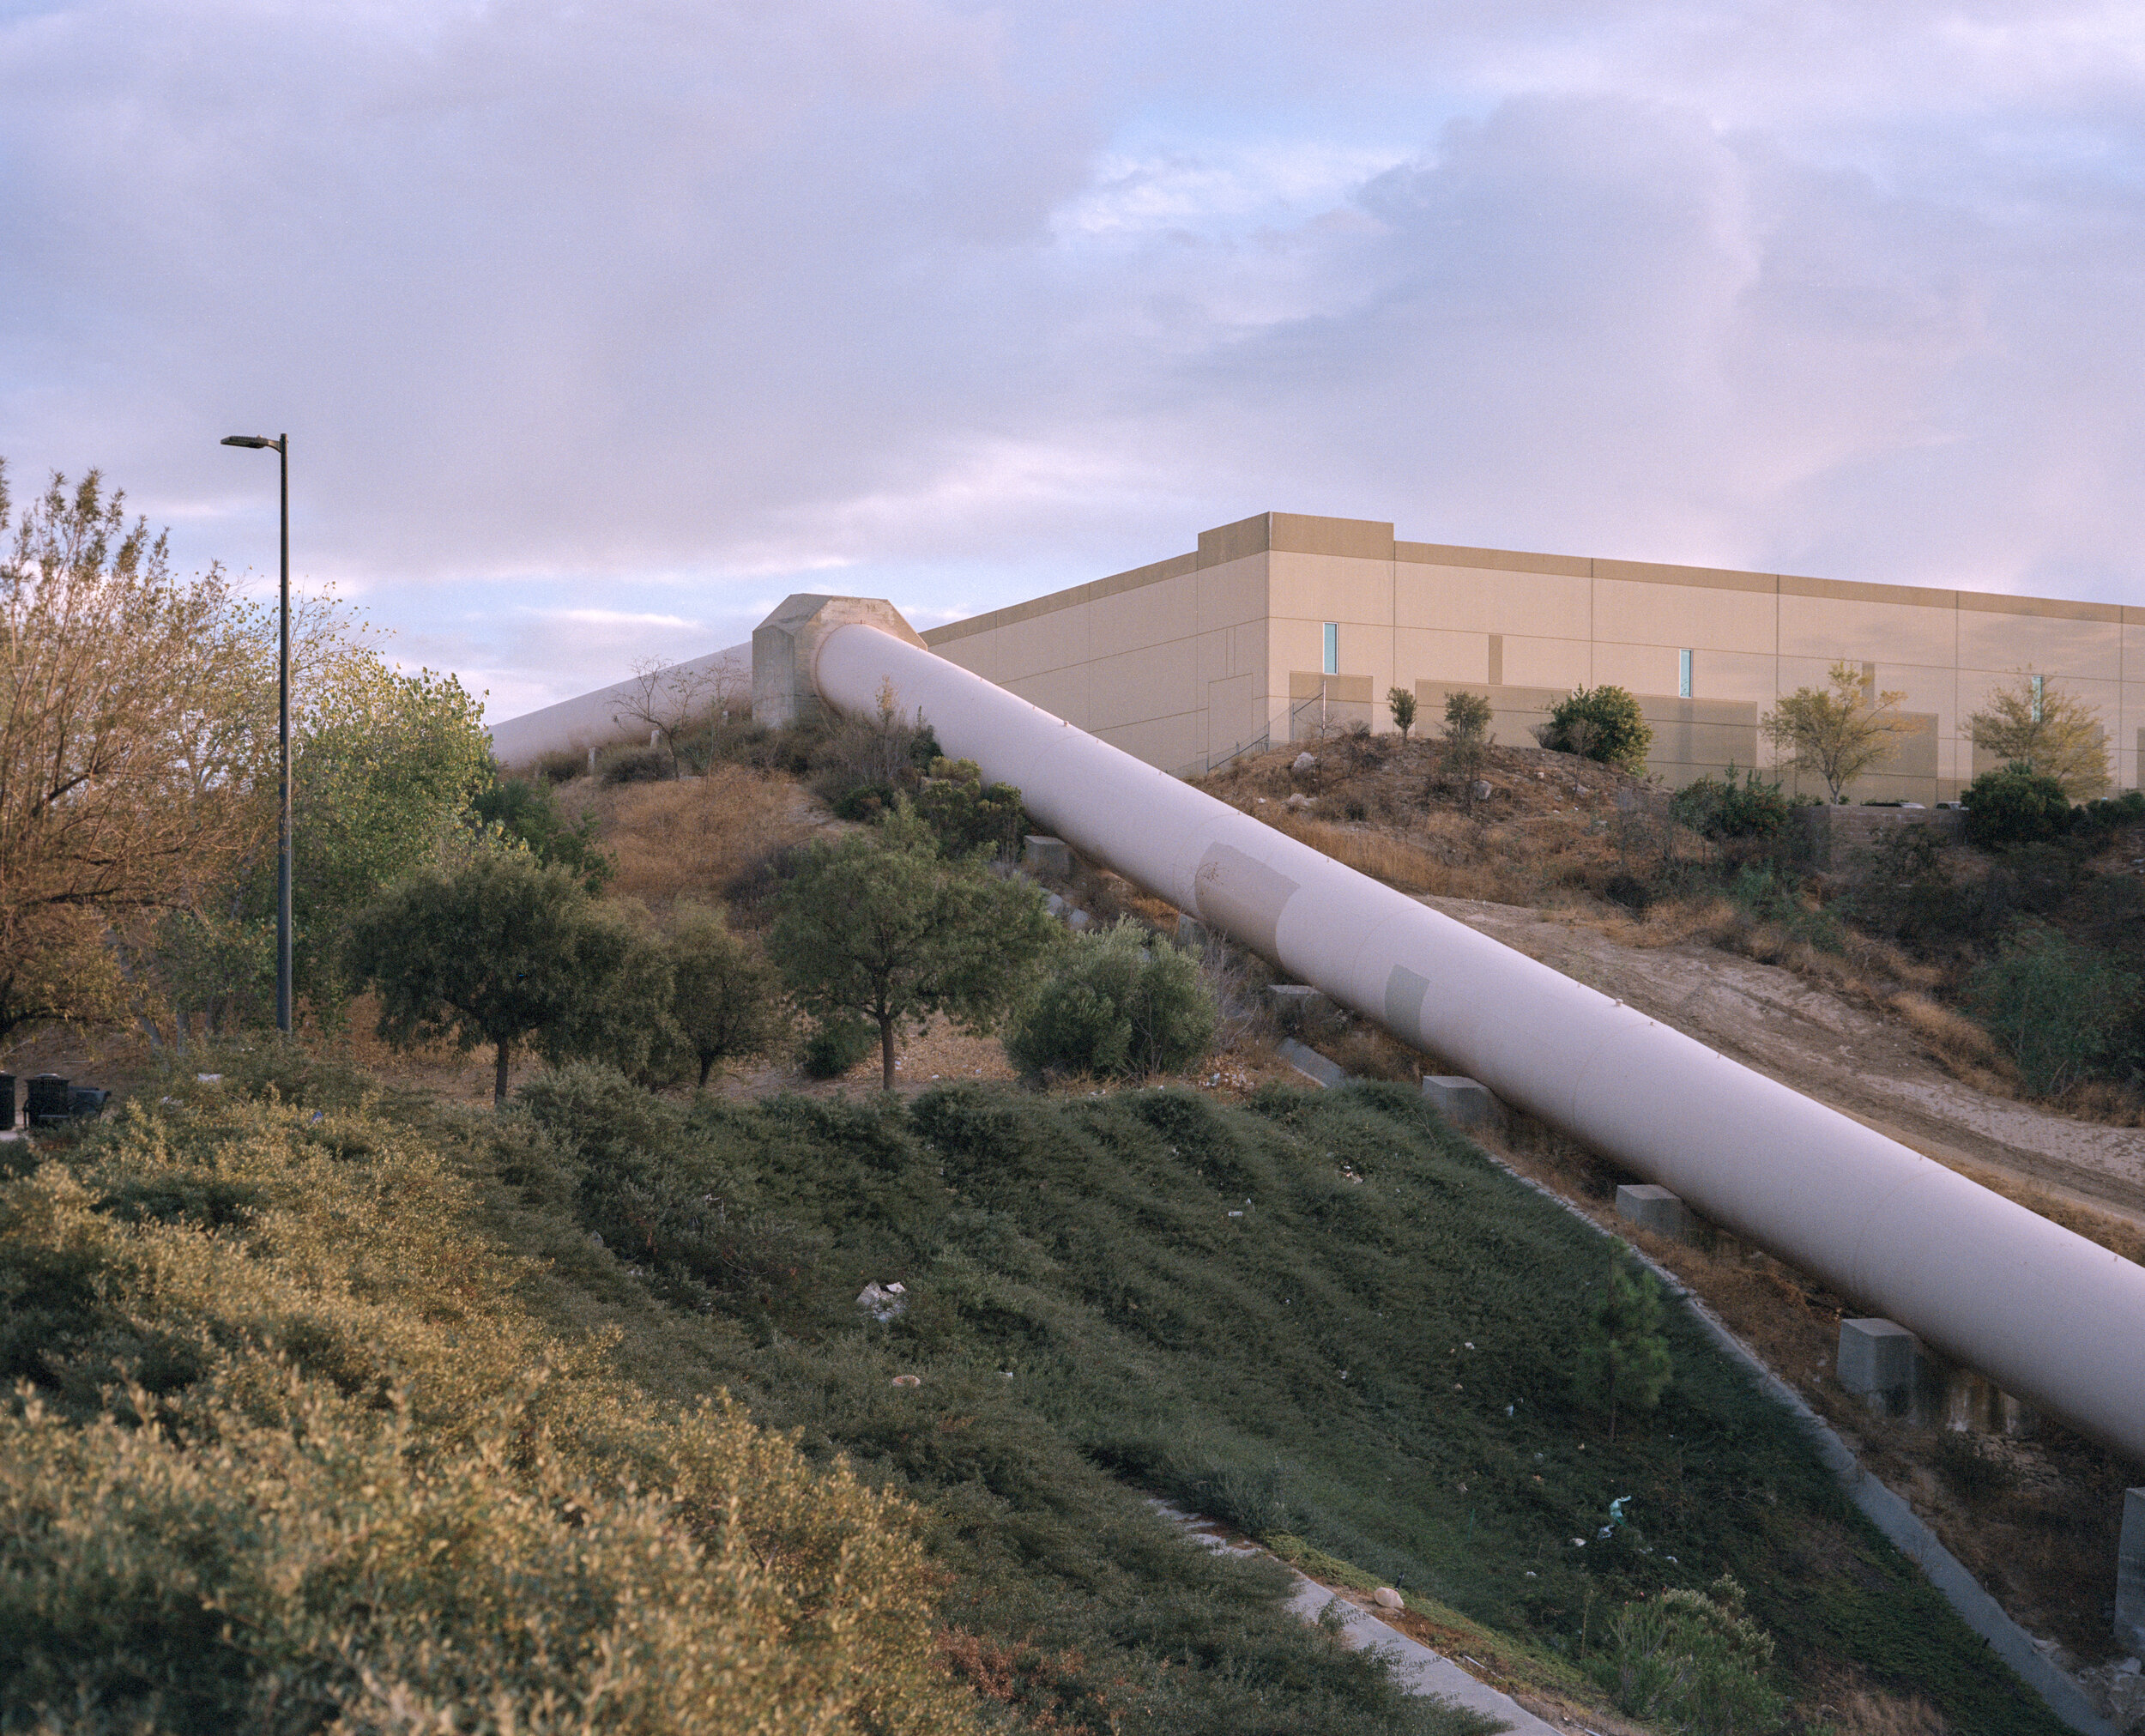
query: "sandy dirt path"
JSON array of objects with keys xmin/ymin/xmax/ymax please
[{"xmin": 1421, "ymin": 894, "xmax": 2145, "ymax": 1229}]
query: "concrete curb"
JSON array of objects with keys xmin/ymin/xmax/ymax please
[
  {"xmin": 1276, "ymin": 1037, "xmax": 1347, "ymax": 1087},
  {"xmin": 1154, "ymin": 1501, "xmax": 1544, "ymax": 1733}
]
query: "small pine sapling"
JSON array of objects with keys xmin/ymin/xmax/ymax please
[
  {"xmin": 1574, "ymin": 1256, "xmax": 1672, "ymax": 1438},
  {"xmin": 1387, "ymin": 686, "xmax": 1417, "ymax": 741}
]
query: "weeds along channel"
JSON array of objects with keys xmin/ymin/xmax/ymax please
[{"xmin": 504, "ymin": 1066, "xmax": 2067, "ymax": 1736}]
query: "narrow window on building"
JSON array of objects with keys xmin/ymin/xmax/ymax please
[
  {"xmin": 1322, "ymin": 622, "xmax": 1338, "ymax": 676},
  {"xmin": 1678, "ymin": 649, "xmax": 1693, "ymax": 699},
  {"xmin": 2031, "ymin": 673, "xmax": 2045, "ymax": 723}
]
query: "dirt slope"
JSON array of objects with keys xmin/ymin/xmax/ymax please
[{"xmin": 1421, "ymin": 893, "xmax": 2145, "ymax": 1231}]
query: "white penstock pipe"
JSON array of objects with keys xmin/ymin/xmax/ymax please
[{"xmin": 814, "ymin": 620, "xmax": 2145, "ymax": 1462}]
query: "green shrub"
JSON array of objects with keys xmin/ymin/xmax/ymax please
[
  {"xmin": 2074, "ymin": 789, "xmax": 2145, "ymax": 836},
  {"xmin": 1442, "ymin": 690, "xmax": 1493, "ymax": 743},
  {"xmin": 1670, "ymin": 765, "xmax": 1793, "ymax": 841},
  {"xmin": 601, "ymin": 744, "xmax": 671, "ymax": 785},
  {"xmin": 1965, "ymin": 925, "xmax": 2140, "ymax": 1095},
  {"xmin": 1544, "ymin": 687, "xmax": 1653, "ymax": 772},
  {"xmin": 1837, "ymin": 827, "xmax": 2001, "ymax": 953},
  {"xmin": 1962, "ymin": 764, "xmax": 2072, "ymax": 846},
  {"xmin": 534, "ymin": 746, "xmax": 586, "ymax": 783},
  {"xmin": 471, "ymin": 773, "xmax": 615, "ymax": 892},
  {"xmin": 833, "ymin": 781, "xmax": 901, "ymax": 822},
  {"xmin": 1006, "ymin": 918, "xmax": 1218, "ymax": 1079},
  {"xmin": 913, "ymin": 758, "xmax": 1025, "ymax": 860},
  {"xmin": 1438, "ymin": 692, "xmax": 1495, "ymax": 807},
  {"xmin": 1726, "ymin": 863, "xmax": 1843, "ymax": 950},
  {"xmin": 1590, "ymin": 1575, "xmax": 1786, "ymax": 1736},
  {"xmin": 800, "ymin": 1014, "xmax": 879, "ymax": 1079}
]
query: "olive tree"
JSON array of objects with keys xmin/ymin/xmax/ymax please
[
  {"xmin": 1967, "ymin": 674, "xmax": 2109, "ymax": 798},
  {"xmin": 666, "ymin": 901, "xmax": 782, "ymax": 1087},
  {"xmin": 769, "ymin": 806, "xmax": 1056, "ymax": 1091},
  {"xmin": 1761, "ymin": 661, "xmax": 1906, "ymax": 804},
  {"xmin": 346, "ymin": 851, "xmax": 669, "ymax": 1103}
]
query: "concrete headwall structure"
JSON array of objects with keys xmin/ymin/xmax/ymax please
[{"xmin": 922, "ymin": 511, "xmax": 2142, "ymax": 800}]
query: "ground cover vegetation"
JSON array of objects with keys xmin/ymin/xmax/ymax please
[
  {"xmin": 499, "ymin": 1065, "xmax": 2065, "ymax": 1736},
  {"xmin": 0, "ymin": 1065, "xmax": 971, "ymax": 1733}
]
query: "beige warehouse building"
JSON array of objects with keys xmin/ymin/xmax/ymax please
[{"xmin": 921, "ymin": 511, "xmax": 2144, "ymax": 801}]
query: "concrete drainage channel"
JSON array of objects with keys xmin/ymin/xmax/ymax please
[
  {"xmin": 1152, "ymin": 1500, "xmax": 1561, "ymax": 1735},
  {"xmin": 1253, "ymin": 1037, "xmax": 2121, "ymax": 1736}
]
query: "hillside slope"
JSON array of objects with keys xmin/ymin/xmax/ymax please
[{"xmin": 503, "ymin": 1066, "xmax": 2069, "ymax": 1736}]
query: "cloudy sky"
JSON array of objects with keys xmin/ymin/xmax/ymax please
[{"xmin": 3, "ymin": 1, "xmax": 2142, "ymax": 718}]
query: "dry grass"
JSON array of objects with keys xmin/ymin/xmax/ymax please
[
  {"xmin": 1268, "ymin": 814, "xmax": 1481, "ymax": 898},
  {"xmin": 1941, "ymin": 1158, "xmax": 2145, "ymax": 1267},
  {"xmin": 564, "ymin": 766, "xmax": 820, "ymax": 917},
  {"xmin": 1796, "ymin": 1656, "xmax": 1955, "ymax": 1736},
  {"xmin": 1887, "ymin": 991, "xmax": 2007, "ymax": 1075}
]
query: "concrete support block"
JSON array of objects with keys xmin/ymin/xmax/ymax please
[
  {"xmin": 1837, "ymin": 1322, "xmax": 2033, "ymax": 1432},
  {"xmin": 1023, "ymin": 835, "xmax": 1073, "ymax": 879},
  {"xmin": 1614, "ymin": 1183, "xmax": 1695, "ymax": 1241},
  {"xmin": 1423, "ymin": 1075, "xmax": 1502, "ymax": 1130},
  {"xmin": 2118, "ymin": 1488, "xmax": 2145, "ymax": 1652},
  {"xmin": 1839, "ymin": 1318, "xmax": 1953, "ymax": 1422},
  {"xmin": 752, "ymin": 595, "xmax": 927, "ymax": 729},
  {"xmin": 1175, "ymin": 915, "xmax": 1209, "ymax": 952},
  {"xmin": 1840, "ymin": 1318, "xmax": 1920, "ymax": 1400}
]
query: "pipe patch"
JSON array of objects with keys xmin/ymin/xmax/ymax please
[
  {"xmin": 1193, "ymin": 844, "xmax": 1300, "ymax": 959},
  {"xmin": 1384, "ymin": 964, "xmax": 1432, "ymax": 1046}
]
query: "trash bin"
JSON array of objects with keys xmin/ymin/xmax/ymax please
[
  {"xmin": 0, "ymin": 1073, "xmax": 14, "ymax": 1129},
  {"xmin": 25, "ymin": 1074, "xmax": 70, "ymax": 1127},
  {"xmin": 68, "ymin": 1086, "xmax": 109, "ymax": 1120}
]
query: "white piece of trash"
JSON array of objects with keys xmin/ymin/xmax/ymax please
[{"xmin": 856, "ymin": 1281, "xmax": 908, "ymax": 1322}]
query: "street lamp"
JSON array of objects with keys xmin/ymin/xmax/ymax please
[{"xmin": 221, "ymin": 432, "xmax": 293, "ymax": 1037}]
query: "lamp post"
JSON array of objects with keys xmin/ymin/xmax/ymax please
[{"xmin": 221, "ymin": 432, "xmax": 292, "ymax": 1036}]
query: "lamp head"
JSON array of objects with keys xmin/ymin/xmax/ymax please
[{"xmin": 221, "ymin": 434, "xmax": 279, "ymax": 450}]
